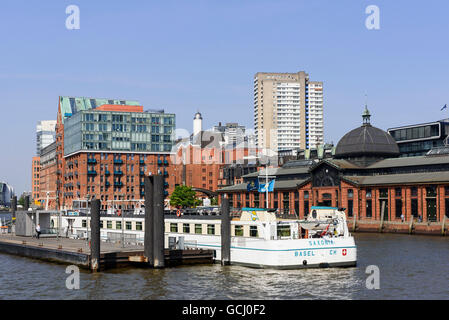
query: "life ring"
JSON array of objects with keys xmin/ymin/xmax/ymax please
[{"xmin": 176, "ymin": 209, "xmax": 181, "ymax": 217}]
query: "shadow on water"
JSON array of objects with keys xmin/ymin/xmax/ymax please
[{"xmin": 0, "ymin": 233, "xmax": 448, "ymax": 300}]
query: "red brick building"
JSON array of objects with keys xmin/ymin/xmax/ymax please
[
  {"xmin": 218, "ymin": 108, "xmax": 449, "ymax": 234},
  {"xmin": 31, "ymin": 156, "xmax": 40, "ymax": 202},
  {"xmin": 172, "ymin": 130, "xmax": 260, "ymax": 198},
  {"xmin": 52, "ymin": 96, "xmax": 176, "ymax": 211}
]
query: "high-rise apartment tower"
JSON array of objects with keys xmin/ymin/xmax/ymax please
[{"xmin": 254, "ymin": 71, "xmax": 323, "ymax": 151}]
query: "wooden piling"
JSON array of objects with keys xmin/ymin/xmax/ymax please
[
  {"xmin": 409, "ymin": 217, "xmax": 414, "ymax": 234},
  {"xmin": 379, "ymin": 201, "xmax": 386, "ymax": 233},
  {"xmin": 221, "ymin": 197, "xmax": 231, "ymax": 266},
  {"xmin": 153, "ymin": 175, "xmax": 165, "ymax": 268},
  {"xmin": 90, "ymin": 199, "xmax": 101, "ymax": 272},
  {"xmin": 442, "ymin": 215, "xmax": 447, "ymax": 236},
  {"xmin": 144, "ymin": 175, "xmax": 154, "ymax": 266}
]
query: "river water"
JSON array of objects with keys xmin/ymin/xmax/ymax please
[{"xmin": 0, "ymin": 233, "xmax": 448, "ymax": 300}]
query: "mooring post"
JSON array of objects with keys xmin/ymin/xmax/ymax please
[
  {"xmin": 221, "ymin": 197, "xmax": 231, "ymax": 266},
  {"xmin": 379, "ymin": 201, "xmax": 386, "ymax": 233},
  {"xmin": 409, "ymin": 217, "xmax": 414, "ymax": 234},
  {"xmin": 144, "ymin": 175, "xmax": 154, "ymax": 266},
  {"xmin": 442, "ymin": 215, "xmax": 447, "ymax": 236},
  {"xmin": 153, "ymin": 175, "xmax": 165, "ymax": 268},
  {"xmin": 90, "ymin": 199, "xmax": 101, "ymax": 272}
]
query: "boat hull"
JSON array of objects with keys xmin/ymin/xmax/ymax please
[{"xmin": 177, "ymin": 233, "xmax": 357, "ymax": 269}]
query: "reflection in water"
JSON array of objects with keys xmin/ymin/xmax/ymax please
[{"xmin": 0, "ymin": 233, "xmax": 448, "ymax": 300}]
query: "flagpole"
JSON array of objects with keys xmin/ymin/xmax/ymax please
[{"xmin": 266, "ymin": 164, "xmax": 269, "ymax": 209}]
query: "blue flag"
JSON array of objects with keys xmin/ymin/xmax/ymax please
[
  {"xmin": 247, "ymin": 179, "xmax": 259, "ymax": 192},
  {"xmin": 441, "ymin": 104, "xmax": 447, "ymax": 111},
  {"xmin": 258, "ymin": 179, "xmax": 275, "ymax": 192}
]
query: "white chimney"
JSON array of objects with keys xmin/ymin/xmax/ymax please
[{"xmin": 193, "ymin": 111, "xmax": 202, "ymax": 136}]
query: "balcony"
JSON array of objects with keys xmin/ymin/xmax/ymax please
[
  {"xmin": 114, "ymin": 181, "xmax": 123, "ymax": 187},
  {"xmin": 114, "ymin": 159, "xmax": 123, "ymax": 164},
  {"xmin": 139, "ymin": 160, "xmax": 145, "ymax": 165},
  {"xmin": 87, "ymin": 158, "xmax": 97, "ymax": 164},
  {"xmin": 114, "ymin": 170, "xmax": 123, "ymax": 175}
]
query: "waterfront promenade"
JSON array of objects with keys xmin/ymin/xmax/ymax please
[{"xmin": 347, "ymin": 217, "xmax": 448, "ymax": 236}]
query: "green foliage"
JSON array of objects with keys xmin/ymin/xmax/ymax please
[
  {"xmin": 210, "ymin": 197, "xmax": 218, "ymax": 206},
  {"xmin": 18, "ymin": 196, "xmax": 25, "ymax": 206},
  {"xmin": 170, "ymin": 185, "xmax": 202, "ymax": 208}
]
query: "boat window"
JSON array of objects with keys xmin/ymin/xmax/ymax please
[
  {"xmin": 207, "ymin": 224, "xmax": 215, "ymax": 235},
  {"xmin": 107, "ymin": 221, "xmax": 112, "ymax": 229},
  {"xmin": 136, "ymin": 221, "xmax": 142, "ymax": 231},
  {"xmin": 312, "ymin": 210, "xmax": 317, "ymax": 219},
  {"xmin": 116, "ymin": 221, "xmax": 122, "ymax": 230},
  {"xmin": 183, "ymin": 223, "xmax": 190, "ymax": 233},
  {"xmin": 126, "ymin": 221, "xmax": 132, "ymax": 230},
  {"xmin": 195, "ymin": 224, "xmax": 202, "ymax": 234},
  {"xmin": 250, "ymin": 226, "xmax": 258, "ymax": 237},
  {"xmin": 234, "ymin": 225, "xmax": 244, "ymax": 236},
  {"xmin": 277, "ymin": 225, "xmax": 291, "ymax": 238},
  {"xmin": 170, "ymin": 223, "xmax": 178, "ymax": 233},
  {"xmin": 99, "ymin": 221, "xmax": 103, "ymax": 229},
  {"xmin": 82, "ymin": 220, "xmax": 87, "ymax": 228}
]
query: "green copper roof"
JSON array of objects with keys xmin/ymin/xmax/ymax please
[{"xmin": 59, "ymin": 96, "xmax": 140, "ymax": 124}]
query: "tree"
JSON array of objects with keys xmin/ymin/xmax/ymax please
[
  {"xmin": 210, "ymin": 197, "xmax": 219, "ymax": 206},
  {"xmin": 170, "ymin": 185, "xmax": 202, "ymax": 208},
  {"xmin": 18, "ymin": 195, "xmax": 25, "ymax": 206}
]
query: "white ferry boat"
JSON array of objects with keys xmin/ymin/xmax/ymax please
[
  {"xmin": 165, "ymin": 207, "xmax": 357, "ymax": 269},
  {"xmin": 53, "ymin": 206, "xmax": 356, "ymax": 269}
]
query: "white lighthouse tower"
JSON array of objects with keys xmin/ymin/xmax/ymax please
[{"xmin": 193, "ymin": 111, "xmax": 203, "ymax": 136}]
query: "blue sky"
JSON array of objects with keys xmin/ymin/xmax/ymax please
[{"xmin": 1, "ymin": 0, "xmax": 448, "ymax": 194}]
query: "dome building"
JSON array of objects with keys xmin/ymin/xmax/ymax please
[
  {"xmin": 218, "ymin": 105, "xmax": 449, "ymax": 232},
  {"xmin": 335, "ymin": 106, "xmax": 399, "ymax": 166}
]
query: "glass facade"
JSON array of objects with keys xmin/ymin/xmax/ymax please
[
  {"xmin": 388, "ymin": 122, "xmax": 449, "ymax": 157},
  {"xmin": 64, "ymin": 110, "xmax": 175, "ymax": 156}
]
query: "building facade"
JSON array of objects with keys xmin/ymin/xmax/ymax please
[
  {"xmin": 53, "ymin": 96, "xmax": 176, "ymax": 210},
  {"xmin": 219, "ymin": 108, "xmax": 449, "ymax": 234},
  {"xmin": 38, "ymin": 141, "xmax": 58, "ymax": 209},
  {"xmin": 0, "ymin": 182, "xmax": 14, "ymax": 207},
  {"xmin": 31, "ymin": 156, "xmax": 40, "ymax": 202},
  {"xmin": 173, "ymin": 112, "xmax": 260, "ymax": 197},
  {"xmin": 388, "ymin": 119, "xmax": 449, "ymax": 157},
  {"xmin": 36, "ymin": 120, "xmax": 56, "ymax": 156},
  {"xmin": 254, "ymin": 71, "xmax": 324, "ymax": 152}
]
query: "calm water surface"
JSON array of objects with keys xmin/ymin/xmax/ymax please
[{"xmin": 0, "ymin": 233, "xmax": 448, "ymax": 300}]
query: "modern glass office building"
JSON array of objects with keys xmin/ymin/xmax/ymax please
[
  {"xmin": 64, "ymin": 109, "xmax": 175, "ymax": 156},
  {"xmin": 388, "ymin": 119, "xmax": 449, "ymax": 157}
]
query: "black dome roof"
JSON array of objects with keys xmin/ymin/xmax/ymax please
[{"xmin": 335, "ymin": 107, "xmax": 399, "ymax": 159}]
